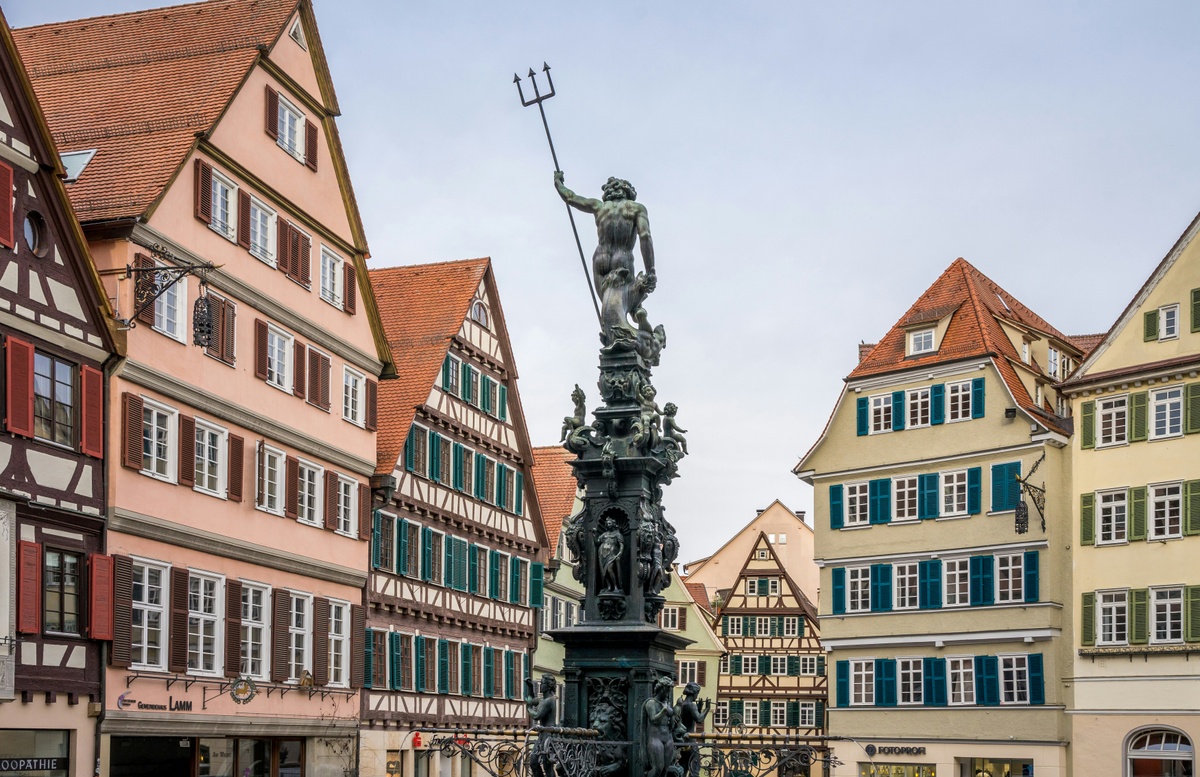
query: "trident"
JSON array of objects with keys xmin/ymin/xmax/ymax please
[{"xmin": 514, "ymin": 63, "xmax": 602, "ymax": 323}]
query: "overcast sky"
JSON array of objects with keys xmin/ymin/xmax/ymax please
[{"xmin": 11, "ymin": 0, "xmax": 1200, "ymax": 564}]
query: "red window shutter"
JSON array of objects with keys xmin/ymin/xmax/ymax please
[
  {"xmin": 324, "ymin": 471, "xmax": 339, "ymax": 530},
  {"xmin": 292, "ymin": 341, "xmax": 306, "ymax": 398},
  {"xmin": 271, "ymin": 591, "xmax": 290, "ymax": 682},
  {"xmin": 120, "ymin": 392, "xmax": 144, "ymax": 470},
  {"xmin": 343, "ymin": 262, "xmax": 357, "ymax": 314},
  {"xmin": 307, "ymin": 348, "xmax": 320, "ymax": 405},
  {"xmin": 285, "ymin": 455, "xmax": 299, "ymax": 520},
  {"xmin": 222, "ymin": 300, "xmax": 237, "ymax": 365},
  {"xmin": 298, "ymin": 232, "xmax": 311, "ymax": 286},
  {"xmin": 312, "ymin": 597, "xmax": 329, "ymax": 686},
  {"xmin": 0, "ymin": 162, "xmax": 13, "ymax": 248},
  {"xmin": 194, "ymin": 159, "xmax": 213, "ymax": 224},
  {"xmin": 111, "ymin": 556, "xmax": 133, "ymax": 667},
  {"xmin": 5, "ymin": 335, "xmax": 35, "ymax": 438},
  {"xmin": 237, "ymin": 190, "xmax": 251, "ymax": 249},
  {"xmin": 358, "ymin": 483, "xmax": 371, "ymax": 541},
  {"xmin": 350, "ymin": 604, "xmax": 366, "ymax": 688},
  {"xmin": 133, "ymin": 254, "xmax": 156, "ymax": 326},
  {"xmin": 169, "ymin": 567, "xmax": 189, "ymax": 673},
  {"xmin": 364, "ymin": 379, "xmax": 378, "ymax": 431},
  {"xmin": 254, "ymin": 319, "xmax": 269, "ymax": 380},
  {"xmin": 178, "ymin": 414, "xmax": 196, "ymax": 487},
  {"xmin": 319, "ymin": 355, "xmax": 332, "ymax": 410},
  {"xmin": 227, "ymin": 434, "xmax": 245, "ymax": 502},
  {"xmin": 88, "ymin": 554, "xmax": 115, "ymax": 641},
  {"xmin": 265, "ymin": 86, "xmax": 279, "ymax": 140},
  {"xmin": 80, "ymin": 365, "xmax": 104, "ymax": 458},
  {"xmin": 224, "ymin": 579, "xmax": 242, "ymax": 678},
  {"xmin": 304, "ymin": 119, "xmax": 318, "ymax": 171},
  {"xmin": 17, "ymin": 540, "xmax": 41, "ymax": 633}
]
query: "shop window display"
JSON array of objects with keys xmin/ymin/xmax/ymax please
[
  {"xmin": 859, "ymin": 765, "xmax": 936, "ymax": 777},
  {"xmin": 965, "ymin": 758, "xmax": 1033, "ymax": 777}
]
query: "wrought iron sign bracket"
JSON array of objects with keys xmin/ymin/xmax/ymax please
[
  {"xmin": 115, "ymin": 242, "xmax": 220, "ymax": 334},
  {"xmin": 1014, "ymin": 452, "xmax": 1047, "ymax": 534},
  {"xmin": 202, "ymin": 681, "xmax": 234, "ymax": 710}
]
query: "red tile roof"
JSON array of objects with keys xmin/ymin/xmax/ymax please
[
  {"xmin": 14, "ymin": 0, "xmax": 298, "ymax": 222},
  {"xmin": 1067, "ymin": 333, "xmax": 1105, "ymax": 357},
  {"xmin": 531, "ymin": 446, "xmax": 577, "ymax": 551},
  {"xmin": 370, "ymin": 258, "xmax": 489, "ymax": 475},
  {"xmin": 684, "ymin": 582, "xmax": 711, "ymax": 612}
]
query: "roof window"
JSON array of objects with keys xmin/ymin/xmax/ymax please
[
  {"xmin": 908, "ymin": 327, "xmax": 935, "ymax": 356},
  {"xmin": 289, "ymin": 19, "xmax": 306, "ymax": 49},
  {"xmin": 60, "ymin": 149, "xmax": 96, "ymax": 182}
]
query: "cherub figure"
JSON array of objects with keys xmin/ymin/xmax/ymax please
[
  {"xmin": 662, "ymin": 403, "xmax": 688, "ymax": 455},
  {"xmin": 632, "ymin": 384, "xmax": 662, "ymax": 450},
  {"xmin": 561, "ymin": 384, "xmax": 588, "ymax": 441}
]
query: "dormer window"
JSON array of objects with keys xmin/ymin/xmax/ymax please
[
  {"xmin": 909, "ymin": 328, "xmax": 935, "ymax": 356},
  {"xmin": 471, "ymin": 301, "xmax": 489, "ymax": 328},
  {"xmin": 1047, "ymin": 347, "xmax": 1059, "ymax": 379}
]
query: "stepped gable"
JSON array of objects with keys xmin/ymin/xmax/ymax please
[
  {"xmin": 14, "ymin": 0, "xmax": 298, "ymax": 222},
  {"xmin": 531, "ymin": 446, "xmax": 577, "ymax": 551},
  {"xmin": 849, "ymin": 257, "xmax": 1074, "ymax": 435},
  {"xmin": 370, "ymin": 258, "xmax": 490, "ymax": 475}
]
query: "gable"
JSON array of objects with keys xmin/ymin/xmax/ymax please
[{"xmin": 717, "ymin": 533, "xmax": 817, "ymax": 622}]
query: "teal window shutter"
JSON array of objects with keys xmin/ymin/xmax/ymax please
[
  {"xmin": 831, "ymin": 567, "xmax": 846, "ymax": 615},
  {"xmin": 760, "ymin": 699, "xmax": 771, "ymax": 723},
  {"xmin": 967, "ymin": 467, "xmax": 981, "ymax": 515},
  {"xmin": 398, "ymin": 519, "xmax": 409, "ymax": 575},
  {"xmin": 457, "ymin": 539, "xmax": 469, "ymax": 591},
  {"xmin": 503, "ymin": 651, "xmax": 514, "ymax": 698},
  {"xmin": 830, "ymin": 484, "xmax": 844, "ymax": 529},
  {"xmin": 730, "ymin": 700, "xmax": 743, "ymax": 722},
  {"xmin": 730, "ymin": 655, "xmax": 742, "ymax": 675},
  {"xmin": 991, "ymin": 462, "xmax": 1021, "ymax": 512},
  {"xmin": 1028, "ymin": 653, "xmax": 1045, "ymax": 705},
  {"xmin": 856, "ymin": 397, "xmax": 869, "ymax": 436},
  {"xmin": 816, "ymin": 655, "xmax": 825, "ymax": 676},
  {"xmin": 461, "ymin": 364, "xmax": 473, "ymax": 402},
  {"xmin": 869, "ymin": 564, "xmax": 892, "ymax": 613},
  {"xmin": 475, "ymin": 453, "xmax": 487, "ymax": 499},
  {"xmin": 975, "ymin": 655, "xmax": 999, "ymax": 706},
  {"xmin": 759, "ymin": 656, "xmax": 770, "ymax": 677},
  {"xmin": 815, "ymin": 701, "xmax": 825, "ymax": 729},
  {"xmin": 1024, "ymin": 551, "xmax": 1039, "ymax": 603},
  {"xmin": 798, "ymin": 616, "xmax": 805, "ymax": 637},
  {"xmin": 437, "ymin": 640, "xmax": 449, "ymax": 694},
  {"xmin": 510, "ymin": 556, "xmax": 521, "ymax": 603},
  {"xmin": 514, "ymin": 472, "xmax": 524, "ymax": 515},
  {"xmin": 481, "ymin": 376, "xmax": 493, "ymax": 414},
  {"xmin": 429, "ymin": 432, "xmax": 441, "ymax": 483},
  {"xmin": 786, "ymin": 701, "xmax": 799, "ymax": 727},
  {"xmin": 414, "ymin": 636, "xmax": 426, "ymax": 692},
  {"xmin": 451, "ymin": 444, "xmax": 463, "ymax": 491},
  {"xmin": 441, "ymin": 355, "xmax": 452, "ymax": 390},
  {"xmin": 971, "ymin": 377, "xmax": 985, "ymax": 419},
  {"xmin": 721, "ymin": 615, "xmax": 728, "ymax": 636},
  {"xmin": 743, "ymin": 616, "xmax": 753, "ymax": 636},
  {"xmin": 499, "ymin": 385, "xmax": 508, "ymax": 421},
  {"xmin": 530, "ymin": 563, "xmax": 545, "ymax": 606},
  {"xmin": 969, "ymin": 555, "xmax": 994, "ymax": 606},
  {"xmin": 364, "ymin": 627, "xmax": 374, "ymax": 689},
  {"xmin": 835, "ymin": 660, "xmax": 850, "ymax": 707},
  {"xmin": 371, "ymin": 511, "xmax": 382, "ymax": 569},
  {"xmin": 483, "ymin": 647, "xmax": 495, "ymax": 697},
  {"xmin": 461, "ymin": 644, "xmax": 472, "ymax": 695},
  {"xmin": 892, "ymin": 390, "xmax": 906, "ymax": 431},
  {"xmin": 922, "ymin": 657, "xmax": 946, "ymax": 706},
  {"xmin": 875, "ymin": 658, "xmax": 896, "ymax": 706},
  {"xmin": 444, "ymin": 536, "xmax": 454, "ymax": 587},
  {"xmin": 931, "ymin": 383, "xmax": 945, "ymax": 425},
  {"xmin": 869, "ymin": 478, "xmax": 891, "ymax": 524},
  {"xmin": 489, "ymin": 550, "xmax": 500, "ymax": 599},
  {"xmin": 404, "ymin": 427, "xmax": 415, "ymax": 471},
  {"xmin": 918, "ymin": 474, "xmax": 939, "ymax": 519},
  {"xmin": 523, "ymin": 653, "xmax": 529, "ymax": 684},
  {"xmin": 918, "ymin": 559, "xmax": 942, "ymax": 609},
  {"xmin": 390, "ymin": 632, "xmax": 402, "ymax": 690},
  {"xmin": 757, "ymin": 578, "xmax": 768, "ymax": 596},
  {"xmin": 421, "ymin": 527, "xmax": 433, "ymax": 581},
  {"xmin": 497, "ymin": 463, "xmax": 508, "ymax": 508},
  {"xmin": 787, "ymin": 656, "xmax": 800, "ymax": 676},
  {"xmin": 771, "ymin": 616, "xmax": 782, "ymax": 636},
  {"xmin": 468, "ymin": 544, "xmax": 479, "ymax": 594}
]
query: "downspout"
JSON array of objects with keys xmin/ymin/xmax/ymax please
[{"xmin": 96, "ymin": 349, "xmax": 126, "ymax": 777}]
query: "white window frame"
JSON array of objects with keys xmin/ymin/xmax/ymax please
[
  {"xmin": 257, "ymin": 443, "xmax": 286, "ymax": 516},
  {"xmin": 678, "ymin": 660, "xmax": 699, "ymax": 685},
  {"xmin": 800, "ymin": 655, "xmax": 817, "ymax": 675},
  {"xmin": 1151, "ymin": 586, "xmax": 1184, "ymax": 644},
  {"xmin": 141, "ymin": 399, "xmax": 177, "ymax": 482},
  {"xmin": 152, "ymin": 266, "xmax": 187, "ymax": 342},
  {"xmin": 783, "ymin": 616, "xmax": 799, "ymax": 638},
  {"xmin": 944, "ymin": 558, "xmax": 970, "ymax": 608},
  {"xmin": 1021, "ymin": 341, "xmax": 1030, "ymax": 364},
  {"xmin": 756, "ymin": 616, "xmax": 771, "ymax": 636},
  {"xmin": 287, "ymin": 591, "xmax": 313, "ymax": 683},
  {"xmin": 240, "ymin": 583, "xmax": 271, "ymax": 680},
  {"xmin": 743, "ymin": 699, "xmax": 760, "ymax": 726},
  {"xmin": 320, "ymin": 247, "xmax": 343, "ymax": 308},
  {"xmin": 266, "ymin": 325, "xmax": 293, "ymax": 392},
  {"xmin": 742, "ymin": 655, "xmax": 758, "ymax": 675},
  {"xmin": 850, "ymin": 659, "xmax": 874, "ymax": 706},
  {"xmin": 131, "ymin": 559, "xmax": 169, "ymax": 671},
  {"xmin": 909, "ymin": 328, "xmax": 935, "ymax": 356},
  {"xmin": 328, "ymin": 599, "xmax": 350, "ymax": 687},
  {"xmin": 1151, "ymin": 386, "xmax": 1184, "ymax": 440},
  {"xmin": 276, "ymin": 93, "xmax": 306, "ymax": 162},
  {"xmin": 947, "ymin": 380, "xmax": 972, "ymax": 422},
  {"xmin": 941, "ymin": 469, "xmax": 969, "ymax": 517},
  {"xmin": 1047, "ymin": 347, "xmax": 1060, "ymax": 380},
  {"xmin": 1097, "ymin": 589, "xmax": 1127, "ymax": 646},
  {"xmin": 1150, "ymin": 482, "xmax": 1183, "ymax": 540},
  {"xmin": 343, "ymin": 366, "xmax": 365, "ymax": 426},
  {"xmin": 727, "ymin": 617, "xmax": 743, "ymax": 637},
  {"xmin": 771, "ymin": 656, "xmax": 788, "ymax": 676},
  {"xmin": 1158, "ymin": 304, "xmax": 1180, "ymax": 340},
  {"xmin": 336, "ymin": 476, "xmax": 357, "ymax": 537},
  {"xmin": 947, "ymin": 656, "xmax": 975, "ymax": 705},
  {"xmin": 296, "ymin": 460, "xmax": 323, "ymax": 527},
  {"xmin": 798, "ymin": 701, "xmax": 816, "ymax": 728},
  {"xmin": 248, "ymin": 196, "xmax": 276, "ymax": 264},
  {"xmin": 996, "ymin": 553, "xmax": 1024, "ymax": 604},
  {"xmin": 1097, "ymin": 396, "xmax": 1128, "ymax": 447},
  {"xmin": 187, "ymin": 572, "xmax": 223, "ymax": 676},
  {"xmin": 845, "ymin": 482, "xmax": 869, "ymax": 527},
  {"xmin": 898, "ymin": 657, "xmax": 923, "ymax": 705},
  {"xmin": 893, "ymin": 562, "xmax": 918, "ymax": 610},
  {"xmin": 210, "ymin": 171, "xmax": 237, "ymax": 242},
  {"xmin": 661, "ymin": 606, "xmax": 680, "ymax": 631},
  {"xmin": 1097, "ymin": 489, "xmax": 1128, "ymax": 545},
  {"xmin": 847, "ymin": 566, "xmax": 870, "ymax": 613},
  {"xmin": 893, "ymin": 476, "xmax": 919, "ymax": 521},
  {"xmin": 714, "ymin": 701, "xmax": 729, "ymax": 727},
  {"xmin": 719, "ymin": 655, "xmax": 730, "ymax": 675},
  {"xmin": 999, "ymin": 654, "xmax": 1029, "ymax": 705},
  {"xmin": 193, "ymin": 419, "xmax": 227, "ymax": 498},
  {"xmin": 907, "ymin": 387, "xmax": 930, "ymax": 429},
  {"xmin": 870, "ymin": 393, "xmax": 893, "ymax": 434},
  {"xmin": 770, "ymin": 700, "xmax": 787, "ymax": 727}
]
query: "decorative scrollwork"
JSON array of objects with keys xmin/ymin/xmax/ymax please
[{"xmin": 689, "ymin": 741, "xmax": 840, "ymax": 777}]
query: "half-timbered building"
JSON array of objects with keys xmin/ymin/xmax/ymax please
[
  {"xmin": 362, "ymin": 258, "xmax": 546, "ymax": 777},
  {"xmin": 0, "ymin": 10, "xmax": 121, "ymax": 773},
  {"xmin": 712, "ymin": 532, "xmax": 827, "ymax": 755}
]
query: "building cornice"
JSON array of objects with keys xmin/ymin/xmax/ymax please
[
  {"xmin": 847, "ymin": 359, "xmax": 990, "ymax": 393},
  {"xmin": 819, "ymin": 626, "xmax": 1060, "ymax": 650},
  {"xmin": 803, "ymin": 441, "xmax": 1047, "ymax": 484},
  {"xmin": 815, "ymin": 538, "xmax": 1049, "ymax": 567}
]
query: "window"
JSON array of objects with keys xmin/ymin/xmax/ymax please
[
  {"xmin": 131, "ymin": 562, "xmax": 166, "ymax": 669},
  {"xmin": 402, "ymin": 522, "xmax": 420, "ymax": 577},
  {"xmin": 43, "ymin": 550, "xmax": 82, "ymax": 634},
  {"xmin": 719, "ymin": 655, "xmax": 730, "ymax": 675},
  {"xmin": 277, "ymin": 94, "xmax": 306, "ymax": 161},
  {"xmin": 947, "ymin": 657, "xmax": 975, "ymax": 705},
  {"xmin": 1127, "ymin": 730, "xmax": 1194, "ymax": 777},
  {"xmin": 1150, "ymin": 483, "xmax": 1182, "ymax": 540},
  {"xmin": 1098, "ymin": 490, "xmax": 1127, "ymax": 545},
  {"xmin": 910, "ymin": 328, "xmax": 935, "ymax": 355},
  {"xmin": 1151, "ymin": 387, "xmax": 1183, "ymax": 439},
  {"xmin": 944, "ymin": 559, "xmax": 970, "ymax": 607},
  {"xmin": 444, "ymin": 356, "xmax": 460, "ymax": 396},
  {"xmin": 771, "ymin": 700, "xmax": 787, "ymax": 727},
  {"xmin": 152, "ymin": 268, "xmax": 186, "ymax": 341},
  {"xmin": 999, "ymin": 655, "xmax": 1029, "ymax": 704},
  {"xmin": 798, "ymin": 701, "xmax": 816, "ymax": 727},
  {"xmin": 565, "ymin": 602, "xmax": 576, "ymax": 627},
  {"xmin": 661, "ymin": 607, "xmax": 680, "ymax": 630},
  {"xmin": 742, "ymin": 655, "xmax": 758, "ymax": 675},
  {"xmin": 446, "ymin": 642, "xmax": 460, "ymax": 694},
  {"xmin": 745, "ymin": 578, "xmax": 756, "ymax": 596},
  {"xmin": 471, "ymin": 301, "xmax": 489, "ymax": 328},
  {"xmin": 893, "ymin": 563, "xmax": 918, "ymax": 610},
  {"xmin": 328, "ymin": 601, "xmax": 349, "ymax": 686},
  {"xmin": 898, "ymin": 658, "xmax": 923, "ymax": 705},
  {"xmin": 1047, "ymin": 348, "xmax": 1060, "ymax": 380},
  {"xmin": 210, "ymin": 172, "xmax": 235, "ymax": 240},
  {"xmin": 343, "ymin": 367, "xmax": 364, "ymax": 425},
  {"xmin": 429, "ymin": 532, "xmax": 446, "ymax": 584},
  {"xmin": 409, "ymin": 424, "xmax": 428, "ymax": 477},
  {"xmin": 472, "ymin": 545, "xmax": 488, "ymax": 595},
  {"xmin": 727, "ymin": 617, "xmax": 743, "ymax": 637},
  {"xmin": 288, "ymin": 593, "xmax": 311, "ymax": 681},
  {"xmin": 141, "ymin": 401, "xmax": 175, "ymax": 480},
  {"xmin": 1021, "ymin": 341, "xmax": 1030, "ymax": 364},
  {"xmin": 320, "ymin": 248, "xmax": 342, "ymax": 307},
  {"xmin": 1152, "ymin": 588, "xmax": 1183, "ymax": 643},
  {"xmin": 193, "ymin": 421, "xmax": 225, "ymax": 497},
  {"xmin": 848, "ymin": 567, "xmax": 870, "ymax": 613},
  {"xmin": 398, "ymin": 634, "xmax": 413, "ymax": 690},
  {"xmin": 907, "ymin": 388, "xmax": 930, "ymax": 429},
  {"xmin": 512, "ymin": 559, "xmax": 528, "ymax": 606},
  {"xmin": 289, "ymin": 18, "xmax": 306, "ymax": 47},
  {"xmin": 947, "ymin": 380, "xmax": 972, "ymax": 421},
  {"xmin": 240, "ymin": 585, "xmax": 269, "ymax": 679},
  {"xmin": 783, "ymin": 617, "xmax": 799, "ymax": 637},
  {"xmin": 845, "ymin": 483, "xmax": 869, "ymax": 527},
  {"xmin": 266, "ymin": 327, "xmax": 292, "ymax": 390},
  {"xmin": 33, "ymin": 353, "xmax": 75, "ymax": 446},
  {"xmin": 258, "ymin": 445, "xmax": 284, "ymax": 515},
  {"xmin": 1159, "ymin": 305, "xmax": 1180, "ymax": 340},
  {"xmin": 870, "ymin": 394, "xmax": 892, "ymax": 433},
  {"xmin": 187, "ymin": 574, "xmax": 220, "ymax": 674},
  {"xmin": 714, "ymin": 701, "xmax": 729, "ymax": 727},
  {"xmin": 1097, "ymin": 396, "xmax": 1128, "ymax": 447},
  {"xmin": 336, "ymin": 477, "xmax": 356, "ymax": 536},
  {"xmin": 893, "ymin": 476, "xmax": 918, "ymax": 521},
  {"xmin": 850, "ymin": 659, "xmax": 874, "ymax": 706},
  {"xmin": 297, "ymin": 461, "xmax": 322, "ymax": 525},
  {"xmin": 941, "ymin": 470, "xmax": 968, "ymax": 517},
  {"xmin": 800, "ymin": 656, "xmax": 817, "ymax": 675},
  {"xmin": 1098, "ymin": 590, "xmax": 1127, "ymax": 646},
  {"xmin": 678, "ymin": 660, "xmax": 699, "ymax": 684},
  {"xmin": 743, "ymin": 699, "xmax": 760, "ymax": 726},
  {"xmin": 369, "ymin": 630, "xmax": 388, "ymax": 689},
  {"xmin": 996, "ymin": 554, "xmax": 1024, "ymax": 603},
  {"xmin": 248, "ymin": 198, "xmax": 275, "ymax": 263}
]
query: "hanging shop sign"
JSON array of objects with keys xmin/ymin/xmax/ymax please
[{"xmin": 230, "ymin": 678, "xmax": 257, "ymax": 705}]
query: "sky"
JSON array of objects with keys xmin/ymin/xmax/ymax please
[{"xmin": 10, "ymin": 0, "xmax": 1200, "ymax": 565}]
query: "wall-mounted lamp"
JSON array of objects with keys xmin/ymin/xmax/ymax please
[{"xmin": 1004, "ymin": 407, "xmax": 1018, "ymax": 419}]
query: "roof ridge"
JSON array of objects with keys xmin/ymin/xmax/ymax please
[
  {"xmin": 15, "ymin": 0, "xmax": 290, "ymax": 33},
  {"xmin": 371, "ymin": 256, "xmax": 491, "ymax": 275},
  {"xmin": 24, "ymin": 37, "xmax": 263, "ymax": 78}
]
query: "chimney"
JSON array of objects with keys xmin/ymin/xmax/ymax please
[
  {"xmin": 794, "ymin": 510, "xmax": 806, "ymax": 521},
  {"xmin": 858, "ymin": 342, "xmax": 876, "ymax": 363}
]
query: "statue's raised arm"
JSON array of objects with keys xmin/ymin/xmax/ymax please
[{"xmin": 555, "ymin": 171, "xmax": 601, "ymax": 213}]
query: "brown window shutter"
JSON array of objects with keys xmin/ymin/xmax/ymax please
[
  {"xmin": 312, "ymin": 597, "xmax": 329, "ymax": 686},
  {"xmin": 206, "ymin": 297, "xmax": 225, "ymax": 361},
  {"xmin": 271, "ymin": 591, "xmax": 290, "ymax": 682},
  {"xmin": 237, "ymin": 190, "xmax": 251, "ymax": 249},
  {"xmin": 324, "ymin": 471, "xmax": 339, "ymax": 530},
  {"xmin": 265, "ymin": 86, "xmax": 279, "ymax": 140},
  {"xmin": 224, "ymin": 579, "xmax": 242, "ymax": 678},
  {"xmin": 298, "ymin": 232, "xmax": 311, "ymax": 286},
  {"xmin": 276, "ymin": 218, "xmax": 290, "ymax": 272},
  {"xmin": 17, "ymin": 540, "xmax": 41, "ymax": 633},
  {"xmin": 697, "ymin": 661, "xmax": 706, "ymax": 686},
  {"xmin": 292, "ymin": 341, "xmax": 307, "ymax": 398},
  {"xmin": 120, "ymin": 392, "xmax": 144, "ymax": 470},
  {"xmin": 88, "ymin": 554, "xmax": 115, "ymax": 641},
  {"xmin": 80, "ymin": 365, "xmax": 104, "ymax": 458},
  {"xmin": 307, "ymin": 348, "xmax": 320, "ymax": 406},
  {"xmin": 133, "ymin": 254, "xmax": 156, "ymax": 325},
  {"xmin": 111, "ymin": 556, "xmax": 134, "ymax": 667},
  {"xmin": 358, "ymin": 483, "xmax": 371, "ymax": 540},
  {"xmin": 364, "ymin": 379, "xmax": 378, "ymax": 431},
  {"xmin": 228, "ymin": 434, "xmax": 245, "ymax": 502},
  {"xmin": 0, "ymin": 161, "xmax": 13, "ymax": 248},
  {"xmin": 6, "ymin": 335, "xmax": 34, "ymax": 438},
  {"xmin": 304, "ymin": 119, "xmax": 318, "ymax": 171},
  {"xmin": 343, "ymin": 262, "xmax": 357, "ymax": 314},
  {"xmin": 169, "ymin": 567, "xmax": 189, "ymax": 674},
  {"xmin": 679, "ymin": 608, "xmax": 687, "ymax": 631},
  {"xmin": 254, "ymin": 319, "xmax": 269, "ymax": 380},
  {"xmin": 350, "ymin": 604, "xmax": 365, "ymax": 688},
  {"xmin": 285, "ymin": 456, "xmax": 300, "ymax": 520},
  {"xmin": 287, "ymin": 227, "xmax": 301, "ymax": 282},
  {"xmin": 256, "ymin": 440, "xmax": 266, "ymax": 508},
  {"xmin": 222, "ymin": 300, "xmax": 237, "ymax": 365},
  {"xmin": 320, "ymin": 355, "xmax": 332, "ymax": 410},
  {"xmin": 178, "ymin": 415, "xmax": 196, "ymax": 487},
  {"xmin": 194, "ymin": 159, "xmax": 213, "ymax": 224}
]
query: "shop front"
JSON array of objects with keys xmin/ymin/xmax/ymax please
[
  {"xmin": 0, "ymin": 730, "xmax": 70, "ymax": 777},
  {"xmin": 108, "ymin": 736, "xmax": 310, "ymax": 777},
  {"xmin": 846, "ymin": 742, "xmax": 1064, "ymax": 777}
]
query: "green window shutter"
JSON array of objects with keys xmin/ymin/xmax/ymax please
[
  {"xmin": 730, "ymin": 699, "xmax": 744, "ymax": 721},
  {"xmin": 856, "ymin": 397, "xmax": 869, "ymax": 436},
  {"xmin": 966, "ymin": 467, "xmax": 982, "ymax": 515},
  {"xmin": 868, "ymin": 478, "xmax": 891, "ymax": 524},
  {"xmin": 892, "ymin": 391, "xmax": 906, "ymax": 431},
  {"xmin": 730, "ymin": 655, "xmax": 742, "ymax": 675},
  {"xmin": 390, "ymin": 632, "xmax": 402, "ymax": 690},
  {"xmin": 444, "ymin": 536, "xmax": 454, "ymax": 587},
  {"xmin": 870, "ymin": 563, "xmax": 892, "ymax": 613},
  {"xmin": 489, "ymin": 550, "xmax": 500, "ymax": 599},
  {"xmin": 1186, "ymin": 384, "xmax": 1200, "ymax": 434},
  {"xmin": 498, "ymin": 385, "xmax": 508, "ymax": 422},
  {"xmin": 875, "ymin": 658, "xmax": 897, "ymax": 707},
  {"xmin": 483, "ymin": 648, "xmax": 495, "ymax": 697},
  {"xmin": 481, "ymin": 376, "xmax": 493, "ymax": 414},
  {"xmin": 497, "ymin": 463, "xmax": 508, "ymax": 508},
  {"xmin": 743, "ymin": 616, "xmax": 753, "ymax": 636},
  {"xmin": 831, "ymin": 567, "xmax": 846, "ymax": 615},
  {"xmin": 759, "ymin": 700, "xmax": 771, "ymax": 723},
  {"xmin": 371, "ymin": 511, "xmax": 382, "ymax": 569},
  {"xmin": 922, "ymin": 657, "xmax": 946, "ymax": 706},
  {"xmin": 835, "ymin": 661, "xmax": 850, "ymax": 707},
  {"xmin": 787, "ymin": 656, "xmax": 800, "ymax": 676},
  {"xmin": 364, "ymin": 628, "xmax": 374, "ymax": 689},
  {"xmin": 530, "ymin": 563, "xmax": 545, "ymax": 606},
  {"xmin": 1023, "ymin": 550, "xmax": 1039, "ymax": 603},
  {"xmin": 918, "ymin": 559, "xmax": 942, "ymax": 609},
  {"xmin": 451, "ymin": 444, "xmax": 463, "ymax": 490},
  {"xmin": 461, "ymin": 644, "xmax": 472, "ymax": 695},
  {"xmin": 515, "ymin": 472, "xmax": 524, "ymax": 515},
  {"xmin": 991, "ymin": 462, "xmax": 1021, "ymax": 512},
  {"xmin": 1185, "ymin": 480, "xmax": 1200, "ymax": 536},
  {"xmin": 429, "ymin": 432, "xmax": 441, "ymax": 483},
  {"xmin": 414, "ymin": 636, "xmax": 426, "ymax": 692},
  {"xmin": 1192, "ymin": 288, "xmax": 1200, "ymax": 332},
  {"xmin": 442, "ymin": 356, "xmax": 451, "ymax": 390},
  {"xmin": 1129, "ymin": 391, "xmax": 1148, "ymax": 442},
  {"xmin": 504, "ymin": 651, "xmax": 514, "ymax": 698},
  {"xmin": 1129, "ymin": 487, "xmax": 1148, "ymax": 542},
  {"xmin": 1185, "ymin": 586, "xmax": 1200, "ymax": 642},
  {"xmin": 918, "ymin": 473, "xmax": 940, "ymax": 519},
  {"xmin": 461, "ymin": 365, "xmax": 473, "ymax": 402},
  {"xmin": 721, "ymin": 616, "xmax": 729, "ymax": 636},
  {"xmin": 1080, "ymin": 493, "xmax": 1095, "ymax": 546},
  {"xmin": 969, "ymin": 555, "xmax": 994, "ymax": 607},
  {"xmin": 975, "ymin": 656, "xmax": 999, "ymax": 706},
  {"xmin": 971, "ymin": 377, "xmax": 985, "ymax": 419},
  {"xmin": 468, "ymin": 544, "xmax": 480, "ymax": 594},
  {"xmin": 458, "ymin": 540, "xmax": 469, "ymax": 591},
  {"xmin": 757, "ymin": 578, "xmax": 768, "ymax": 596},
  {"xmin": 1144, "ymin": 309, "xmax": 1159, "ymax": 341},
  {"xmin": 1028, "ymin": 654, "xmax": 1045, "ymax": 705},
  {"xmin": 829, "ymin": 484, "xmax": 844, "ymax": 529},
  {"xmin": 786, "ymin": 700, "xmax": 799, "ymax": 727},
  {"xmin": 510, "ymin": 556, "xmax": 521, "ymax": 603},
  {"xmin": 931, "ymin": 384, "xmax": 945, "ymax": 425},
  {"xmin": 474, "ymin": 453, "xmax": 486, "ymax": 499},
  {"xmin": 816, "ymin": 656, "xmax": 825, "ymax": 676},
  {"xmin": 1080, "ymin": 400, "xmax": 1095, "ymax": 449},
  {"xmin": 798, "ymin": 616, "xmax": 805, "ymax": 636},
  {"xmin": 421, "ymin": 527, "xmax": 433, "ymax": 581},
  {"xmin": 759, "ymin": 656, "xmax": 770, "ymax": 676},
  {"xmin": 815, "ymin": 701, "xmax": 825, "ymax": 728},
  {"xmin": 404, "ymin": 427, "xmax": 415, "ymax": 471},
  {"xmin": 1081, "ymin": 592, "xmax": 1096, "ymax": 646},
  {"xmin": 437, "ymin": 640, "xmax": 449, "ymax": 693},
  {"xmin": 1130, "ymin": 589, "xmax": 1149, "ymax": 644},
  {"xmin": 772, "ymin": 616, "xmax": 783, "ymax": 636},
  {"xmin": 398, "ymin": 519, "xmax": 409, "ymax": 575}
]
